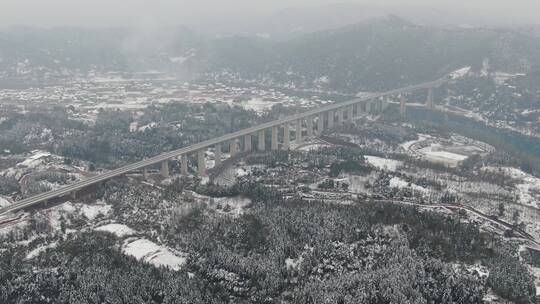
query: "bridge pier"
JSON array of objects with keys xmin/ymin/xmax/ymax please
[
  {"xmin": 366, "ymin": 100, "xmax": 372, "ymax": 113},
  {"xmin": 328, "ymin": 110, "xmax": 334, "ymax": 129},
  {"xmin": 400, "ymin": 96, "xmax": 407, "ymax": 120},
  {"xmin": 197, "ymin": 150, "xmax": 206, "ymax": 176},
  {"xmin": 370, "ymin": 99, "xmax": 377, "ymax": 114},
  {"xmin": 214, "ymin": 144, "xmax": 222, "ymax": 166},
  {"xmin": 347, "ymin": 105, "xmax": 354, "ymax": 123},
  {"xmin": 296, "ymin": 119, "xmax": 303, "ymax": 145},
  {"xmin": 230, "ymin": 139, "xmax": 239, "ymax": 157},
  {"xmin": 317, "ymin": 113, "xmax": 324, "ymax": 134},
  {"xmin": 180, "ymin": 155, "xmax": 188, "ymax": 175},
  {"xmin": 336, "ymin": 108, "xmax": 344, "ymax": 125},
  {"xmin": 143, "ymin": 167, "xmax": 149, "ymax": 179},
  {"xmin": 244, "ymin": 134, "xmax": 252, "ymax": 152},
  {"xmin": 271, "ymin": 126, "xmax": 279, "ymax": 150},
  {"xmin": 306, "ymin": 116, "xmax": 314, "ymax": 137},
  {"xmin": 161, "ymin": 160, "xmax": 170, "ymax": 178},
  {"xmin": 283, "ymin": 123, "xmax": 290, "ymax": 150},
  {"xmin": 426, "ymin": 88, "xmax": 433, "ymax": 109},
  {"xmin": 258, "ymin": 130, "xmax": 265, "ymax": 151},
  {"xmin": 381, "ymin": 99, "xmax": 389, "ymax": 111}
]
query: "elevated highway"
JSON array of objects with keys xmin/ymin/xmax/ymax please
[{"xmin": 0, "ymin": 78, "xmax": 447, "ymax": 215}]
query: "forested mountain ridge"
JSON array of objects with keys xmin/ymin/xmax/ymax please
[
  {"xmin": 208, "ymin": 16, "xmax": 540, "ymax": 92},
  {"xmin": 1, "ymin": 16, "xmax": 540, "ymax": 92}
]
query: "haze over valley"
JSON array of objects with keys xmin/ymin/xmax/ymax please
[{"xmin": 1, "ymin": 1, "xmax": 540, "ymax": 303}]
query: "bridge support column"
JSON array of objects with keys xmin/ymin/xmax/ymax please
[
  {"xmin": 375, "ymin": 99, "xmax": 382, "ymax": 113},
  {"xmin": 143, "ymin": 167, "xmax": 149, "ymax": 179},
  {"xmin": 426, "ymin": 88, "xmax": 433, "ymax": 109},
  {"xmin": 317, "ymin": 113, "xmax": 324, "ymax": 134},
  {"xmin": 197, "ymin": 150, "xmax": 206, "ymax": 176},
  {"xmin": 244, "ymin": 134, "xmax": 252, "ymax": 152},
  {"xmin": 381, "ymin": 99, "xmax": 389, "ymax": 111},
  {"xmin": 283, "ymin": 123, "xmax": 290, "ymax": 150},
  {"xmin": 347, "ymin": 106, "xmax": 354, "ymax": 123},
  {"xmin": 371, "ymin": 100, "xmax": 378, "ymax": 114},
  {"xmin": 366, "ymin": 100, "xmax": 372, "ymax": 113},
  {"xmin": 296, "ymin": 119, "xmax": 303, "ymax": 145},
  {"xmin": 400, "ymin": 96, "xmax": 407, "ymax": 120},
  {"xmin": 71, "ymin": 191, "xmax": 77, "ymax": 200},
  {"xmin": 258, "ymin": 130, "xmax": 265, "ymax": 151},
  {"xmin": 271, "ymin": 126, "xmax": 279, "ymax": 151},
  {"xmin": 306, "ymin": 116, "xmax": 314, "ymax": 137},
  {"xmin": 214, "ymin": 143, "xmax": 222, "ymax": 167},
  {"xmin": 230, "ymin": 139, "xmax": 239, "ymax": 157},
  {"xmin": 161, "ymin": 160, "xmax": 170, "ymax": 178},
  {"xmin": 328, "ymin": 110, "xmax": 334, "ymax": 129},
  {"xmin": 336, "ymin": 108, "xmax": 343, "ymax": 125},
  {"xmin": 180, "ymin": 155, "xmax": 188, "ymax": 175}
]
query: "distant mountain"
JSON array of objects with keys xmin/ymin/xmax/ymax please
[
  {"xmin": 1, "ymin": 17, "xmax": 540, "ymax": 92},
  {"xmin": 0, "ymin": 26, "xmax": 205, "ymax": 84},
  {"xmin": 208, "ymin": 16, "xmax": 540, "ymax": 92},
  {"xmin": 194, "ymin": 3, "xmax": 539, "ymax": 40}
]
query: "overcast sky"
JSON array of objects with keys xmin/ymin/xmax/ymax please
[{"xmin": 2, "ymin": 0, "xmax": 540, "ymax": 28}]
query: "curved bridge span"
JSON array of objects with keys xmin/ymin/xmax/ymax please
[{"xmin": 0, "ymin": 78, "xmax": 447, "ymax": 215}]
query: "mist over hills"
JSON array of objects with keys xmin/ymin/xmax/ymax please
[
  {"xmin": 1, "ymin": 16, "xmax": 540, "ymax": 91},
  {"xmin": 201, "ymin": 3, "xmax": 478, "ymax": 39}
]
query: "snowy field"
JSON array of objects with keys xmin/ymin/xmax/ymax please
[
  {"xmin": 418, "ymin": 144, "xmax": 468, "ymax": 167},
  {"xmin": 122, "ymin": 238, "xmax": 187, "ymax": 271},
  {"xmin": 364, "ymin": 156, "xmax": 402, "ymax": 171},
  {"xmin": 95, "ymin": 223, "xmax": 136, "ymax": 238},
  {"xmin": 17, "ymin": 151, "xmax": 52, "ymax": 168},
  {"xmin": 0, "ymin": 196, "xmax": 10, "ymax": 208}
]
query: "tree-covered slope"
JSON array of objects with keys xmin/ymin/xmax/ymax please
[
  {"xmin": 209, "ymin": 16, "xmax": 540, "ymax": 92},
  {"xmin": 2, "ymin": 16, "xmax": 540, "ymax": 92}
]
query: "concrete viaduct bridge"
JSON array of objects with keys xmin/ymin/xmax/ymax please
[{"xmin": 0, "ymin": 78, "xmax": 447, "ymax": 216}]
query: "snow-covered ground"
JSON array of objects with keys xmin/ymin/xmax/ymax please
[
  {"xmin": 28, "ymin": 200, "xmax": 114, "ymax": 232},
  {"xmin": 297, "ymin": 143, "xmax": 331, "ymax": 151},
  {"xmin": 26, "ymin": 242, "xmax": 57, "ymax": 260},
  {"xmin": 16, "ymin": 150, "xmax": 52, "ymax": 169},
  {"xmin": 213, "ymin": 196, "xmax": 252, "ymax": 217},
  {"xmin": 400, "ymin": 134, "xmax": 429, "ymax": 152},
  {"xmin": 122, "ymin": 238, "xmax": 187, "ymax": 271},
  {"xmin": 0, "ymin": 196, "xmax": 10, "ymax": 208},
  {"xmin": 449, "ymin": 66, "xmax": 471, "ymax": 80},
  {"xmin": 529, "ymin": 266, "xmax": 540, "ymax": 296},
  {"xmin": 347, "ymin": 172, "xmax": 378, "ymax": 194},
  {"xmin": 389, "ymin": 177, "xmax": 429, "ymax": 194},
  {"xmin": 285, "ymin": 256, "xmax": 304, "ymax": 270},
  {"xmin": 483, "ymin": 167, "xmax": 540, "ymax": 209},
  {"xmin": 364, "ymin": 156, "xmax": 402, "ymax": 171},
  {"xmin": 94, "ymin": 223, "xmax": 187, "ymax": 271},
  {"xmin": 80, "ymin": 200, "xmax": 112, "ymax": 220},
  {"xmin": 238, "ymin": 98, "xmax": 276, "ymax": 114},
  {"xmin": 418, "ymin": 144, "xmax": 468, "ymax": 167},
  {"xmin": 95, "ymin": 223, "xmax": 136, "ymax": 238}
]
